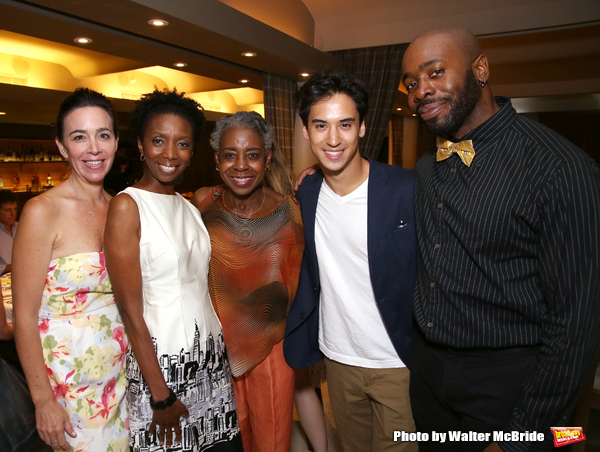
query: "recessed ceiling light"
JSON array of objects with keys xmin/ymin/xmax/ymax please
[
  {"xmin": 74, "ymin": 37, "xmax": 92, "ymax": 44},
  {"xmin": 241, "ymin": 52, "xmax": 257, "ymax": 57},
  {"xmin": 239, "ymin": 79, "xmax": 249, "ymax": 84},
  {"xmin": 149, "ymin": 19, "xmax": 169, "ymax": 26},
  {"xmin": 0, "ymin": 112, "xmax": 6, "ymax": 115},
  {"xmin": 397, "ymin": 107, "xmax": 402, "ymax": 111},
  {"xmin": 412, "ymin": 114, "xmax": 416, "ymax": 116},
  {"xmin": 173, "ymin": 62, "xmax": 187, "ymax": 68},
  {"xmin": 300, "ymin": 73, "xmax": 310, "ymax": 77}
]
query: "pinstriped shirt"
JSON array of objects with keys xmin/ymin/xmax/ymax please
[{"xmin": 414, "ymin": 97, "xmax": 600, "ymax": 450}]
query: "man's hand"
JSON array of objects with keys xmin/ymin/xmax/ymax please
[{"xmin": 294, "ymin": 164, "xmax": 320, "ymax": 191}]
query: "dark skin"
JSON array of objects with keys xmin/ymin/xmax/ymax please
[
  {"xmin": 401, "ymin": 28, "xmax": 503, "ymax": 452},
  {"xmin": 105, "ymin": 113, "xmax": 194, "ymax": 446},
  {"xmin": 192, "ymin": 126, "xmax": 283, "ymax": 216},
  {"xmin": 401, "ymin": 28, "xmax": 499, "ymax": 140}
]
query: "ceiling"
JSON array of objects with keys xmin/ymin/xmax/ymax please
[{"xmin": 0, "ymin": 0, "xmax": 599, "ymax": 129}]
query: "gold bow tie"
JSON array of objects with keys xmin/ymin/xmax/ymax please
[{"xmin": 436, "ymin": 138, "xmax": 475, "ymax": 167}]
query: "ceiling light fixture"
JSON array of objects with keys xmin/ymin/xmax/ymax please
[
  {"xmin": 0, "ymin": 112, "xmax": 6, "ymax": 115},
  {"xmin": 173, "ymin": 62, "xmax": 188, "ymax": 68},
  {"xmin": 239, "ymin": 79, "xmax": 249, "ymax": 84},
  {"xmin": 397, "ymin": 107, "xmax": 402, "ymax": 111},
  {"xmin": 149, "ymin": 19, "xmax": 169, "ymax": 27},
  {"xmin": 241, "ymin": 52, "xmax": 257, "ymax": 57},
  {"xmin": 300, "ymin": 73, "xmax": 310, "ymax": 77},
  {"xmin": 74, "ymin": 37, "xmax": 92, "ymax": 44}
]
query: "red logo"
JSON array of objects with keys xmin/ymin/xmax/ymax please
[{"xmin": 551, "ymin": 427, "xmax": 585, "ymax": 447}]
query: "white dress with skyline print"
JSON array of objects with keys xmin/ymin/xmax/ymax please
[{"xmin": 122, "ymin": 187, "xmax": 242, "ymax": 452}]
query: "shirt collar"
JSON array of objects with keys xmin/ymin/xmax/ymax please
[{"xmin": 461, "ymin": 96, "xmax": 517, "ymax": 148}]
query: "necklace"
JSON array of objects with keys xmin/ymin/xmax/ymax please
[
  {"xmin": 222, "ymin": 186, "xmax": 266, "ymax": 218},
  {"xmin": 69, "ymin": 178, "xmax": 101, "ymax": 216}
]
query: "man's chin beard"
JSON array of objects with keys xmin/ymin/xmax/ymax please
[
  {"xmin": 421, "ymin": 68, "xmax": 482, "ymax": 138},
  {"xmin": 423, "ymin": 116, "xmax": 458, "ymax": 137}
]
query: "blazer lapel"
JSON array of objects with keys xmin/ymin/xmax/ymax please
[
  {"xmin": 367, "ymin": 158, "xmax": 390, "ymax": 265},
  {"xmin": 300, "ymin": 173, "xmax": 324, "ymax": 275}
]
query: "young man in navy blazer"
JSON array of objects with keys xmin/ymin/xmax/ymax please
[{"xmin": 283, "ymin": 70, "xmax": 418, "ymax": 452}]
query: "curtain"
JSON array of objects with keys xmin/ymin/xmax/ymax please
[
  {"xmin": 329, "ymin": 44, "xmax": 408, "ymax": 158},
  {"xmin": 390, "ymin": 115, "xmax": 404, "ymax": 167},
  {"xmin": 262, "ymin": 73, "xmax": 297, "ymax": 170}
]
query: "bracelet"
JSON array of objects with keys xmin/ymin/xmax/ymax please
[{"xmin": 150, "ymin": 389, "xmax": 177, "ymax": 411}]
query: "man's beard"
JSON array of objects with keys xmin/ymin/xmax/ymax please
[{"xmin": 419, "ymin": 68, "xmax": 482, "ymax": 138}]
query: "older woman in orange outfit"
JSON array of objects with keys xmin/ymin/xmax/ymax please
[{"xmin": 192, "ymin": 111, "xmax": 304, "ymax": 452}]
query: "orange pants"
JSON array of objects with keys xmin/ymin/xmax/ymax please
[{"xmin": 232, "ymin": 340, "xmax": 294, "ymax": 452}]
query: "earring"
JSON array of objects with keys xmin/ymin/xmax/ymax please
[
  {"xmin": 216, "ymin": 164, "xmax": 221, "ymax": 171},
  {"xmin": 265, "ymin": 164, "xmax": 271, "ymax": 171},
  {"xmin": 480, "ymin": 80, "xmax": 487, "ymax": 87},
  {"xmin": 140, "ymin": 154, "xmax": 145, "ymax": 161}
]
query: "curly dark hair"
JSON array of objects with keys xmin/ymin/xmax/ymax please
[
  {"xmin": 55, "ymin": 88, "xmax": 117, "ymax": 143},
  {"xmin": 295, "ymin": 69, "xmax": 369, "ymax": 127},
  {"xmin": 129, "ymin": 88, "xmax": 206, "ymax": 150}
]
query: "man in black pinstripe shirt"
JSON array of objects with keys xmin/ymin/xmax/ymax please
[{"xmin": 401, "ymin": 28, "xmax": 600, "ymax": 452}]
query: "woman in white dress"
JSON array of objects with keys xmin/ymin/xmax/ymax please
[{"xmin": 105, "ymin": 88, "xmax": 242, "ymax": 452}]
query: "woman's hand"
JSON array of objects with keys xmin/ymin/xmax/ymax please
[
  {"xmin": 35, "ymin": 398, "xmax": 76, "ymax": 450},
  {"xmin": 149, "ymin": 399, "xmax": 189, "ymax": 447}
]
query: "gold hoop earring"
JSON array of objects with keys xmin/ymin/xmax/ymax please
[{"xmin": 216, "ymin": 163, "xmax": 221, "ymax": 171}]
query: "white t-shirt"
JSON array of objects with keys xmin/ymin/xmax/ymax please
[{"xmin": 315, "ymin": 179, "xmax": 404, "ymax": 369}]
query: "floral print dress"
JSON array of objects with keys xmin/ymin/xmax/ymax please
[{"xmin": 39, "ymin": 252, "xmax": 129, "ymax": 451}]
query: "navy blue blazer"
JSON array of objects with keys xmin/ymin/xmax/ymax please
[{"xmin": 283, "ymin": 157, "xmax": 417, "ymax": 369}]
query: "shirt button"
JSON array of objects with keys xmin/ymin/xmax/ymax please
[
  {"xmin": 437, "ymin": 202, "xmax": 443, "ymax": 209},
  {"xmin": 427, "ymin": 322, "xmax": 434, "ymax": 328},
  {"xmin": 450, "ymin": 167, "xmax": 456, "ymax": 174},
  {"xmin": 430, "ymin": 282, "xmax": 435, "ymax": 288},
  {"xmin": 434, "ymin": 243, "xmax": 440, "ymax": 249}
]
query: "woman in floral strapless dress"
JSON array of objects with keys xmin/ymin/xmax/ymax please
[{"xmin": 13, "ymin": 88, "xmax": 128, "ymax": 451}]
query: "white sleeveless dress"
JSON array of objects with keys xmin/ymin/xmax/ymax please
[{"xmin": 122, "ymin": 188, "xmax": 242, "ymax": 452}]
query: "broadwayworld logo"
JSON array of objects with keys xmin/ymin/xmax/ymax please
[{"xmin": 551, "ymin": 427, "xmax": 585, "ymax": 447}]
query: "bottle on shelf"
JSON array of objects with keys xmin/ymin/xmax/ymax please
[
  {"xmin": 32, "ymin": 173, "xmax": 40, "ymax": 192},
  {"xmin": 47, "ymin": 173, "xmax": 53, "ymax": 187}
]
